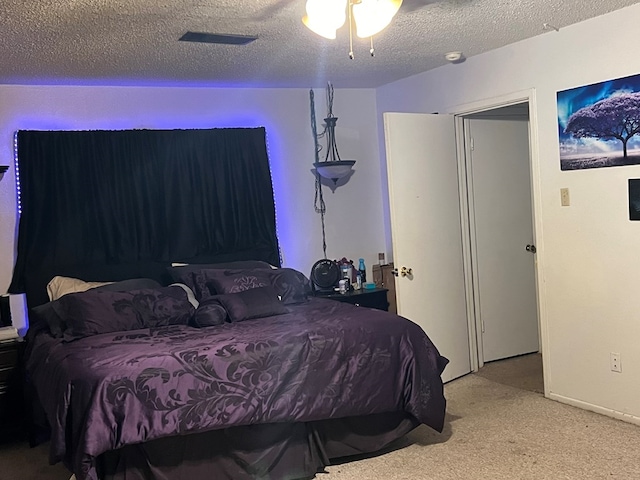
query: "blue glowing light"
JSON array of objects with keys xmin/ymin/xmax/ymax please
[{"xmin": 13, "ymin": 132, "xmax": 22, "ymax": 215}]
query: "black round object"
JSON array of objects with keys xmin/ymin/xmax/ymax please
[{"xmin": 310, "ymin": 259, "xmax": 340, "ymax": 291}]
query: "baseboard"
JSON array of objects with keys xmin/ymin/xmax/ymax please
[{"xmin": 548, "ymin": 392, "xmax": 640, "ymax": 426}]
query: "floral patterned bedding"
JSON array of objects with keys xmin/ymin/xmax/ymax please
[{"xmin": 26, "ymin": 297, "xmax": 448, "ymax": 480}]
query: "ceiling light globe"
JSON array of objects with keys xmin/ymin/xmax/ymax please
[
  {"xmin": 303, "ymin": 0, "xmax": 348, "ymax": 39},
  {"xmin": 353, "ymin": 0, "xmax": 403, "ymax": 38}
]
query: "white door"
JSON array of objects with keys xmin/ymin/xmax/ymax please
[
  {"xmin": 384, "ymin": 113, "xmax": 471, "ymax": 382},
  {"xmin": 466, "ymin": 117, "xmax": 539, "ymax": 362}
]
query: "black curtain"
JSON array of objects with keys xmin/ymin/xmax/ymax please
[{"xmin": 9, "ymin": 128, "xmax": 280, "ymax": 306}]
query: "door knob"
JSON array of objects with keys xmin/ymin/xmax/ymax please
[
  {"xmin": 400, "ymin": 266, "xmax": 412, "ymax": 277},
  {"xmin": 392, "ymin": 266, "xmax": 413, "ymax": 277},
  {"xmin": 525, "ymin": 244, "xmax": 537, "ymax": 254}
]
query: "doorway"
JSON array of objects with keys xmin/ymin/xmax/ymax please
[
  {"xmin": 383, "ymin": 90, "xmax": 546, "ymax": 391},
  {"xmin": 461, "ymin": 104, "xmax": 540, "ymax": 367},
  {"xmin": 456, "ymin": 102, "xmax": 543, "ymax": 392}
]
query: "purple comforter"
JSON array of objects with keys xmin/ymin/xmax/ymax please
[{"xmin": 27, "ymin": 298, "xmax": 448, "ymax": 480}]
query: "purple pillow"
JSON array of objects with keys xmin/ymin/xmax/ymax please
[
  {"xmin": 204, "ymin": 268, "xmax": 311, "ymax": 305},
  {"xmin": 30, "ymin": 302, "xmax": 66, "ymax": 338},
  {"xmin": 192, "ymin": 297, "xmax": 228, "ymax": 328},
  {"xmin": 214, "ymin": 286, "xmax": 288, "ymax": 323},
  {"xmin": 168, "ymin": 261, "xmax": 274, "ymax": 296},
  {"xmin": 93, "ymin": 278, "xmax": 162, "ymax": 292},
  {"xmin": 51, "ymin": 286, "xmax": 195, "ymax": 341},
  {"xmin": 269, "ymin": 268, "xmax": 312, "ymax": 304},
  {"xmin": 184, "ymin": 268, "xmax": 272, "ymax": 302}
]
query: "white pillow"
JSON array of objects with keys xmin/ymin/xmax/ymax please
[{"xmin": 46, "ymin": 276, "xmax": 113, "ymax": 301}]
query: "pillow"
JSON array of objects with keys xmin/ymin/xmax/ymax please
[
  {"xmin": 205, "ymin": 268, "xmax": 311, "ymax": 305},
  {"xmin": 93, "ymin": 278, "xmax": 162, "ymax": 293},
  {"xmin": 50, "ymin": 286, "xmax": 195, "ymax": 341},
  {"xmin": 168, "ymin": 283, "xmax": 199, "ymax": 309},
  {"xmin": 167, "ymin": 260, "xmax": 274, "ymax": 285},
  {"xmin": 269, "ymin": 268, "xmax": 312, "ymax": 305},
  {"xmin": 46, "ymin": 276, "xmax": 113, "ymax": 301},
  {"xmin": 191, "ymin": 297, "xmax": 227, "ymax": 328},
  {"xmin": 29, "ymin": 302, "xmax": 66, "ymax": 338},
  {"xmin": 214, "ymin": 286, "xmax": 288, "ymax": 323},
  {"xmin": 205, "ymin": 269, "xmax": 272, "ymax": 295}
]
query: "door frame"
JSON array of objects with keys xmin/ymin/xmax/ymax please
[{"xmin": 446, "ymin": 89, "xmax": 549, "ymax": 395}]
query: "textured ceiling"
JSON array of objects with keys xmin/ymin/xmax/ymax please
[{"xmin": 0, "ymin": 0, "xmax": 639, "ymax": 88}]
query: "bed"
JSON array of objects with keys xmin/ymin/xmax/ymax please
[
  {"xmin": 12, "ymin": 127, "xmax": 448, "ymax": 479},
  {"xmin": 23, "ymin": 262, "xmax": 449, "ymax": 480}
]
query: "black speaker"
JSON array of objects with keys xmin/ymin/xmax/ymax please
[{"xmin": 310, "ymin": 259, "xmax": 340, "ymax": 293}]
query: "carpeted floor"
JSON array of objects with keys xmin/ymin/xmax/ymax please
[
  {"xmin": 325, "ymin": 362, "xmax": 640, "ymax": 479},
  {"xmin": 2, "ymin": 353, "xmax": 639, "ymax": 479},
  {"xmin": 475, "ymin": 352, "xmax": 544, "ymax": 394}
]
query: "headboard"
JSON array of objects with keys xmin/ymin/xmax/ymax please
[{"xmin": 9, "ymin": 128, "xmax": 281, "ymax": 309}]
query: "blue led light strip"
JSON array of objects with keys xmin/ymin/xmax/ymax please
[
  {"xmin": 264, "ymin": 128, "xmax": 284, "ymax": 266},
  {"xmin": 13, "ymin": 132, "xmax": 22, "ymax": 215}
]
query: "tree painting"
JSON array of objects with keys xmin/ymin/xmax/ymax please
[{"xmin": 557, "ymin": 73, "xmax": 640, "ymax": 170}]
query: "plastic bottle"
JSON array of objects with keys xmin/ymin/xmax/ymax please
[{"xmin": 358, "ymin": 258, "xmax": 366, "ymax": 285}]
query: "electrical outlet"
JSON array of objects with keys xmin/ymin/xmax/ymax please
[{"xmin": 610, "ymin": 352, "xmax": 622, "ymax": 373}]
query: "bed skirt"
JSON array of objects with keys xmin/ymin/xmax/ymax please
[{"xmin": 97, "ymin": 412, "xmax": 419, "ymax": 480}]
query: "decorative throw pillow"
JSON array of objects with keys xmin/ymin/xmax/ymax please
[
  {"xmin": 191, "ymin": 297, "xmax": 228, "ymax": 327},
  {"xmin": 268, "ymin": 268, "xmax": 312, "ymax": 304},
  {"xmin": 51, "ymin": 286, "xmax": 195, "ymax": 341},
  {"xmin": 205, "ymin": 269, "xmax": 272, "ymax": 294},
  {"xmin": 204, "ymin": 268, "xmax": 311, "ymax": 304},
  {"xmin": 214, "ymin": 286, "xmax": 288, "ymax": 323},
  {"xmin": 167, "ymin": 261, "xmax": 274, "ymax": 291}
]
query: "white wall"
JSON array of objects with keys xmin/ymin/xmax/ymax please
[
  {"xmin": 376, "ymin": 4, "xmax": 640, "ymax": 423},
  {"xmin": 0, "ymin": 85, "xmax": 386, "ymax": 331}
]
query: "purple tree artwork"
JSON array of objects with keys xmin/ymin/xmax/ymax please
[{"xmin": 557, "ymin": 73, "xmax": 640, "ymax": 170}]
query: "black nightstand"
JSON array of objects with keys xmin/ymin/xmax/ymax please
[
  {"xmin": 0, "ymin": 338, "xmax": 25, "ymax": 442},
  {"xmin": 313, "ymin": 287, "xmax": 389, "ymax": 311}
]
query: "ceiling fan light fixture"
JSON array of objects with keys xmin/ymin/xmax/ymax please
[
  {"xmin": 302, "ymin": 0, "xmax": 402, "ymax": 56},
  {"xmin": 352, "ymin": 0, "xmax": 402, "ymax": 38},
  {"xmin": 303, "ymin": 0, "xmax": 348, "ymax": 40}
]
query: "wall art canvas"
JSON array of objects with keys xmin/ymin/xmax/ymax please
[{"xmin": 557, "ymin": 73, "xmax": 640, "ymax": 171}]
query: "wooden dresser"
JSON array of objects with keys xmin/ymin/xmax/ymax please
[{"xmin": 372, "ymin": 263, "xmax": 397, "ymax": 314}]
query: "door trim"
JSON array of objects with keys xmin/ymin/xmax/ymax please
[{"xmin": 447, "ymin": 89, "xmax": 549, "ymax": 396}]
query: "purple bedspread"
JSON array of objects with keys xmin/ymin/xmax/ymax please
[{"xmin": 26, "ymin": 298, "xmax": 448, "ymax": 480}]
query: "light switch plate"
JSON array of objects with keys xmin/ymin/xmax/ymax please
[{"xmin": 560, "ymin": 188, "xmax": 570, "ymax": 206}]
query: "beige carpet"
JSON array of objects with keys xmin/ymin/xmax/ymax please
[
  {"xmin": 2, "ymin": 355, "xmax": 639, "ymax": 479},
  {"xmin": 325, "ymin": 372, "xmax": 640, "ymax": 479},
  {"xmin": 475, "ymin": 352, "xmax": 545, "ymax": 394}
]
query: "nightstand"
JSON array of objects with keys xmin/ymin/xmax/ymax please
[
  {"xmin": 312, "ymin": 287, "xmax": 389, "ymax": 311},
  {"xmin": 0, "ymin": 338, "xmax": 25, "ymax": 442}
]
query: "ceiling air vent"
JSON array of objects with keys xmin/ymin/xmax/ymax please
[{"xmin": 179, "ymin": 31, "xmax": 257, "ymax": 45}]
